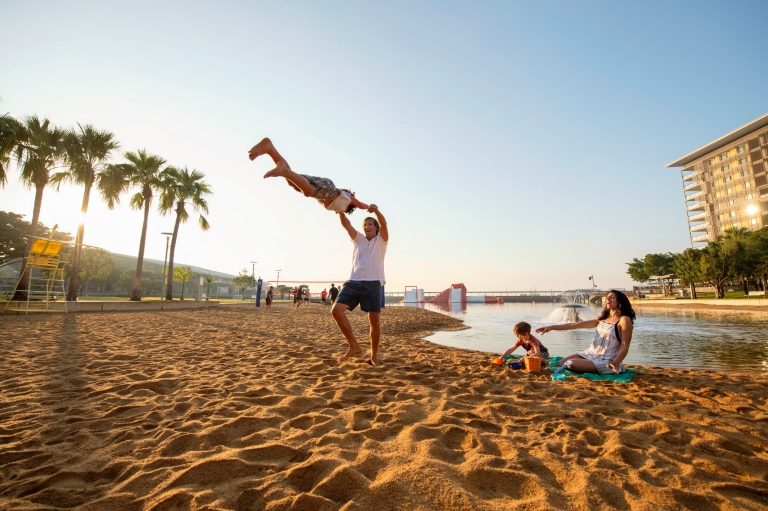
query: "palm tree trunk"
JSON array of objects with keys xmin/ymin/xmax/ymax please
[
  {"xmin": 165, "ymin": 207, "xmax": 182, "ymax": 301},
  {"xmin": 130, "ymin": 197, "xmax": 151, "ymax": 301},
  {"xmin": 690, "ymin": 283, "xmax": 697, "ymax": 299},
  {"xmin": 66, "ymin": 183, "xmax": 91, "ymax": 301},
  {"xmin": 13, "ymin": 183, "xmax": 45, "ymax": 300},
  {"xmin": 180, "ymin": 281, "xmax": 186, "ymax": 300}
]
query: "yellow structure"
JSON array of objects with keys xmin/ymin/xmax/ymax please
[{"xmin": 4, "ymin": 235, "xmax": 69, "ymax": 314}]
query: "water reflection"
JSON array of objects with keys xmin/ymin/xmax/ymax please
[{"xmin": 405, "ymin": 302, "xmax": 768, "ymax": 374}]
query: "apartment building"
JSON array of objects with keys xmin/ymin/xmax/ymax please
[{"xmin": 667, "ymin": 113, "xmax": 768, "ymax": 246}]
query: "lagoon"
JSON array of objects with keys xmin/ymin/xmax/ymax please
[{"xmin": 415, "ymin": 302, "xmax": 768, "ymax": 374}]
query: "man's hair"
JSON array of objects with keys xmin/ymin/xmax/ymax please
[
  {"xmin": 364, "ymin": 217, "xmax": 380, "ymax": 235},
  {"xmin": 513, "ymin": 321, "xmax": 531, "ymax": 336}
]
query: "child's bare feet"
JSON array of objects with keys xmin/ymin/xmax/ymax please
[
  {"xmin": 263, "ymin": 160, "xmax": 289, "ymax": 179},
  {"xmin": 248, "ymin": 137, "xmax": 274, "ymax": 161}
]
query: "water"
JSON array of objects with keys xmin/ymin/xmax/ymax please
[{"xmin": 413, "ymin": 302, "xmax": 768, "ymax": 374}]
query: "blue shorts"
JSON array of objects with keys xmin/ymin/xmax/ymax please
[{"xmin": 336, "ymin": 280, "xmax": 381, "ymax": 313}]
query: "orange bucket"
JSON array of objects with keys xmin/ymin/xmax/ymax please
[{"xmin": 524, "ymin": 357, "xmax": 542, "ymax": 372}]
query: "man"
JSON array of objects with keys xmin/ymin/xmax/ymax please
[
  {"xmin": 329, "ymin": 284, "xmax": 339, "ymax": 304},
  {"xmin": 321, "ymin": 288, "xmax": 328, "ymax": 306},
  {"xmin": 331, "ymin": 204, "xmax": 388, "ymax": 366},
  {"xmin": 295, "ymin": 286, "xmax": 304, "ymax": 309}
]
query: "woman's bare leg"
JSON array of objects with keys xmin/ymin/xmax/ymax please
[{"xmin": 558, "ymin": 354, "xmax": 598, "ymax": 373}]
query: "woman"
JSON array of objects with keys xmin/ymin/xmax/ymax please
[{"xmin": 535, "ymin": 290, "xmax": 635, "ymax": 374}]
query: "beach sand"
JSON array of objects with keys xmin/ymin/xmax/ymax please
[{"xmin": 1, "ymin": 303, "xmax": 767, "ymax": 510}]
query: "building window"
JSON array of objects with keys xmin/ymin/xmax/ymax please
[
  {"xmin": 723, "ymin": 165, "xmax": 729, "ymax": 171},
  {"xmin": 739, "ymin": 158, "xmax": 747, "ymax": 165},
  {"xmin": 751, "ymin": 219, "xmax": 758, "ymax": 225},
  {"xmin": 730, "ymin": 211, "xmax": 737, "ymax": 217},
  {"xmin": 738, "ymin": 145, "xmax": 745, "ymax": 153},
  {"xmin": 747, "ymin": 194, "xmax": 754, "ymax": 200},
  {"xmin": 746, "ymin": 182, "xmax": 751, "ymax": 188},
  {"xmin": 709, "ymin": 158, "xmax": 716, "ymax": 165},
  {"xmin": 727, "ymin": 188, "xmax": 733, "ymax": 194},
  {"xmin": 724, "ymin": 177, "xmax": 731, "ymax": 183}
]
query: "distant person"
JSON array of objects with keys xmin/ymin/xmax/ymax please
[
  {"xmin": 249, "ymin": 138, "xmax": 369, "ymax": 214},
  {"xmin": 332, "ymin": 205, "xmax": 388, "ymax": 366},
  {"xmin": 295, "ymin": 287, "xmax": 304, "ymax": 309},
  {"xmin": 265, "ymin": 286, "xmax": 274, "ymax": 311},
  {"xmin": 321, "ymin": 288, "xmax": 328, "ymax": 306},
  {"xmin": 500, "ymin": 321, "xmax": 549, "ymax": 363},
  {"xmin": 292, "ymin": 288, "xmax": 298, "ymax": 304},
  {"xmin": 329, "ymin": 284, "xmax": 339, "ymax": 304},
  {"xmin": 536, "ymin": 290, "xmax": 635, "ymax": 374},
  {"xmin": 305, "ymin": 290, "xmax": 311, "ymax": 304}
]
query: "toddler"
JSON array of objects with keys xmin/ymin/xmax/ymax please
[
  {"xmin": 249, "ymin": 138, "xmax": 369, "ymax": 214},
  {"xmin": 501, "ymin": 321, "xmax": 550, "ymax": 362}
]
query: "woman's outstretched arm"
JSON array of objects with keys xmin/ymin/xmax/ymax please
[{"xmin": 536, "ymin": 318, "xmax": 599, "ymax": 334}]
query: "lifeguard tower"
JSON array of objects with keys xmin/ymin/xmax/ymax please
[{"xmin": 4, "ymin": 229, "xmax": 70, "ymax": 314}]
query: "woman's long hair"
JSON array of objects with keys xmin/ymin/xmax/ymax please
[{"xmin": 598, "ymin": 289, "xmax": 636, "ymax": 323}]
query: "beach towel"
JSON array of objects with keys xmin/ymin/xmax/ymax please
[{"xmin": 501, "ymin": 354, "xmax": 638, "ymax": 383}]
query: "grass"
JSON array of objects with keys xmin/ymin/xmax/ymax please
[{"xmin": 676, "ymin": 291, "xmax": 767, "ymax": 299}]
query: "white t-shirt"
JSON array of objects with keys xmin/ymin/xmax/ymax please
[
  {"xmin": 349, "ymin": 230, "xmax": 387, "ymax": 284},
  {"xmin": 325, "ymin": 190, "xmax": 351, "ymax": 212}
]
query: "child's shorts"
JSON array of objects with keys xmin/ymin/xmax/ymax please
[{"xmin": 293, "ymin": 175, "xmax": 338, "ymax": 200}]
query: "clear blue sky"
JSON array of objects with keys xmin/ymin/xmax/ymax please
[{"xmin": 1, "ymin": 0, "xmax": 767, "ymax": 292}]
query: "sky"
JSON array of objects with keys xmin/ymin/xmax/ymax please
[{"xmin": 1, "ymin": 0, "xmax": 767, "ymax": 293}]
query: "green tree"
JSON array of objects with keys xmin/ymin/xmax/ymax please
[
  {"xmin": 51, "ymin": 124, "xmax": 120, "ymax": 301},
  {"xmin": 203, "ymin": 273, "xmax": 217, "ymax": 301},
  {"xmin": 173, "ymin": 265, "xmax": 194, "ymax": 300},
  {"xmin": 11, "ymin": 116, "xmax": 67, "ymax": 299},
  {"xmin": 721, "ymin": 227, "xmax": 753, "ymax": 296},
  {"xmin": 77, "ymin": 247, "xmax": 114, "ymax": 295},
  {"xmin": 107, "ymin": 149, "xmax": 167, "ymax": 301},
  {"xmin": 159, "ymin": 167, "xmax": 211, "ymax": 300},
  {"xmin": 626, "ymin": 252, "xmax": 676, "ymax": 296},
  {"xmin": 230, "ymin": 269, "xmax": 254, "ymax": 298},
  {"xmin": 672, "ymin": 248, "xmax": 703, "ymax": 299},
  {"xmin": 0, "ymin": 114, "xmax": 23, "ymax": 186},
  {"xmin": 699, "ymin": 239, "xmax": 731, "ymax": 299},
  {"xmin": 751, "ymin": 228, "xmax": 768, "ymax": 297}
]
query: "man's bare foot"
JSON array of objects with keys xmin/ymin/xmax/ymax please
[
  {"xmin": 248, "ymin": 137, "xmax": 274, "ymax": 161},
  {"xmin": 264, "ymin": 160, "xmax": 289, "ymax": 179},
  {"xmin": 366, "ymin": 358, "xmax": 382, "ymax": 367},
  {"xmin": 338, "ymin": 347, "xmax": 362, "ymax": 362}
]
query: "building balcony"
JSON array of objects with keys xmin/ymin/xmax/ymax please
[
  {"xmin": 686, "ymin": 201, "xmax": 707, "ymax": 211},
  {"xmin": 691, "ymin": 233, "xmax": 711, "ymax": 242},
  {"xmin": 683, "ymin": 180, "xmax": 705, "ymax": 192},
  {"xmin": 689, "ymin": 222, "xmax": 709, "ymax": 233},
  {"xmin": 687, "ymin": 211, "xmax": 707, "ymax": 222},
  {"xmin": 685, "ymin": 189, "xmax": 706, "ymax": 200}
]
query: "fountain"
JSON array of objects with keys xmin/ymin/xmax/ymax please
[{"xmin": 544, "ymin": 292, "xmax": 597, "ymax": 323}]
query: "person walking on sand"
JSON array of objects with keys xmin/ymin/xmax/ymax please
[
  {"xmin": 329, "ymin": 284, "xmax": 339, "ymax": 304},
  {"xmin": 332, "ymin": 205, "xmax": 388, "ymax": 366},
  {"xmin": 321, "ymin": 288, "xmax": 328, "ymax": 306},
  {"xmin": 265, "ymin": 286, "xmax": 274, "ymax": 312},
  {"xmin": 295, "ymin": 286, "xmax": 304, "ymax": 310}
]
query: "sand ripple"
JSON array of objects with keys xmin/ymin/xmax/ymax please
[{"xmin": 1, "ymin": 303, "xmax": 767, "ymax": 510}]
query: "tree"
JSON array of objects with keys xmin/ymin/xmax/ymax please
[
  {"xmin": 626, "ymin": 252, "xmax": 676, "ymax": 296},
  {"xmin": 11, "ymin": 116, "xmax": 67, "ymax": 299},
  {"xmin": 0, "ymin": 114, "xmax": 23, "ymax": 186},
  {"xmin": 721, "ymin": 227, "xmax": 753, "ymax": 296},
  {"xmin": 51, "ymin": 124, "xmax": 120, "ymax": 301},
  {"xmin": 698, "ymin": 239, "xmax": 731, "ymax": 299},
  {"xmin": 159, "ymin": 167, "xmax": 211, "ymax": 300},
  {"xmin": 107, "ymin": 149, "xmax": 167, "ymax": 301},
  {"xmin": 173, "ymin": 266, "xmax": 194, "ymax": 300},
  {"xmin": 672, "ymin": 248, "xmax": 703, "ymax": 299},
  {"xmin": 77, "ymin": 247, "xmax": 114, "ymax": 295},
  {"xmin": 0, "ymin": 212, "xmax": 73, "ymax": 265},
  {"xmin": 203, "ymin": 273, "xmax": 217, "ymax": 301},
  {"xmin": 751, "ymin": 228, "xmax": 768, "ymax": 297},
  {"xmin": 230, "ymin": 269, "xmax": 254, "ymax": 298}
]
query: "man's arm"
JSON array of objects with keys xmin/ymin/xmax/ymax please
[
  {"xmin": 338, "ymin": 211, "xmax": 357, "ymax": 241},
  {"xmin": 367, "ymin": 204, "xmax": 388, "ymax": 241}
]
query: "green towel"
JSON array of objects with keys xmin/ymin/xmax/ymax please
[
  {"xmin": 501, "ymin": 354, "xmax": 638, "ymax": 383},
  {"xmin": 548, "ymin": 356, "xmax": 638, "ymax": 383}
]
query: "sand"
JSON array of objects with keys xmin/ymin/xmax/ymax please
[{"xmin": 1, "ymin": 303, "xmax": 768, "ymax": 511}]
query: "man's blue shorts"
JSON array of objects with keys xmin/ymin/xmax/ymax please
[{"xmin": 336, "ymin": 280, "xmax": 381, "ymax": 313}]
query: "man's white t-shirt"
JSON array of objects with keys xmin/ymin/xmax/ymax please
[{"xmin": 349, "ymin": 230, "xmax": 387, "ymax": 284}]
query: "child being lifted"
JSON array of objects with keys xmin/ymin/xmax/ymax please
[{"xmin": 249, "ymin": 138, "xmax": 369, "ymax": 214}]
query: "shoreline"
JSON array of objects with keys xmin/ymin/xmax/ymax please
[
  {"xmin": 1, "ymin": 303, "xmax": 767, "ymax": 509},
  {"xmin": 635, "ymin": 301, "xmax": 768, "ymax": 312}
]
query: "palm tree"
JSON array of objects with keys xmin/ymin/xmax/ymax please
[
  {"xmin": 159, "ymin": 166, "xmax": 211, "ymax": 300},
  {"xmin": 109, "ymin": 150, "xmax": 167, "ymax": 301},
  {"xmin": 51, "ymin": 124, "xmax": 120, "ymax": 300},
  {"xmin": 0, "ymin": 113, "xmax": 23, "ymax": 186},
  {"xmin": 203, "ymin": 273, "xmax": 217, "ymax": 301},
  {"xmin": 11, "ymin": 116, "xmax": 66, "ymax": 299},
  {"xmin": 173, "ymin": 266, "xmax": 194, "ymax": 300}
]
